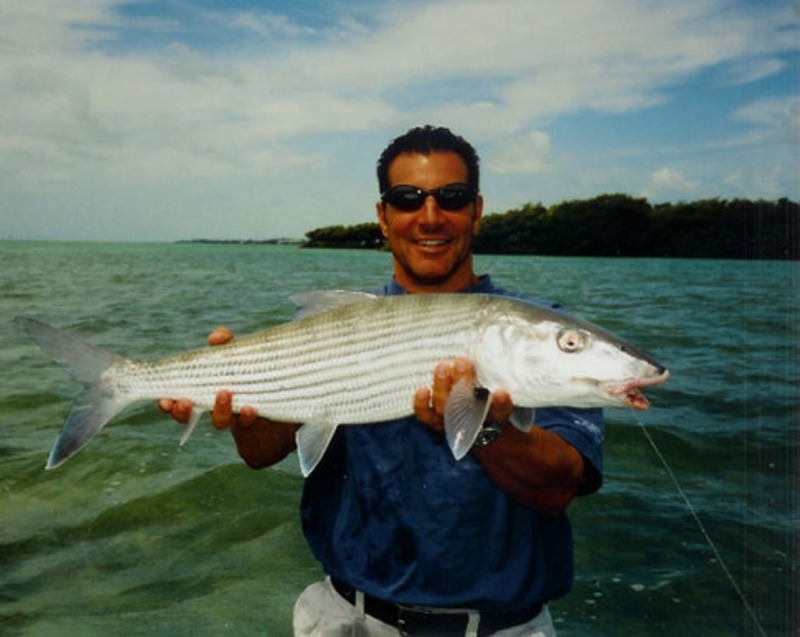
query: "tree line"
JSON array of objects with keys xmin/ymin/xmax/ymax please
[{"xmin": 302, "ymin": 195, "xmax": 799, "ymax": 260}]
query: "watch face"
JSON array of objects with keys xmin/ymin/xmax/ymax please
[{"xmin": 473, "ymin": 422, "xmax": 503, "ymax": 447}]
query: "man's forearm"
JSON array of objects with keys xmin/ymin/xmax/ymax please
[{"xmin": 471, "ymin": 425, "xmax": 585, "ymax": 515}]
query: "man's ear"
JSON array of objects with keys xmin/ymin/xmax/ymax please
[
  {"xmin": 376, "ymin": 201, "xmax": 389, "ymax": 238},
  {"xmin": 472, "ymin": 195, "xmax": 484, "ymax": 233}
]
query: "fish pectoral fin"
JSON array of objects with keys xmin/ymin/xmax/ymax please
[
  {"xmin": 296, "ymin": 421, "xmax": 339, "ymax": 477},
  {"xmin": 444, "ymin": 380, "xmax": 492, "ymax": 461},
  {"xmin": 179, "ymin": 407, "xmax": 205, "ymax": 446},
  {"xmin": 509, "ymin": 407, "xmax": 535, "ymax": 433}
]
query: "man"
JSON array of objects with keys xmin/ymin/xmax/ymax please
[{"xmin": 160, "ymin": 125, "xmax": 603, "ymax": 636}]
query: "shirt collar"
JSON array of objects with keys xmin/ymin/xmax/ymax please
[{"xmin": 384, "ymin": 275, "xmax": 495, "ymax": 296}]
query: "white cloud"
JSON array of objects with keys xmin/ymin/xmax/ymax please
[
  {"xmin": 732, "ymin": 95, "xmax": 800, "ymax": 131},
  {"xmin": 2, "ymin": 0, "xmax": 796, "ymax": 167},
  {"xmin": 226, "ymin": 11, "xmax": 317, "ymax": 39},
  {"xmin": 0, "ymin": 0, "xmax": 797, "ymax": 240},
  {"xmin": 648, "ymin": 168, "xmax": 699, "ymax": 196},
  {"xmin": 701, "ymin": 95, "xmax": 800, "ymax": 152},
  {"xmin": 488, "ymin": 131, "xmax": 553, "ymax": 175},
  {"xmin": 723, "ymin": 163, "xmax": 793, "ymax": 200},
  {"xmin": 725, "ymin": 57, "xmax": 787, "ymax": 85}
]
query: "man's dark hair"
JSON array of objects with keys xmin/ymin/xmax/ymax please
[{"xmin": 376, "ymin": 125, "xmax": 480, "ymax": 195}]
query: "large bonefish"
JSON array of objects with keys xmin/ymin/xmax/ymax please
[{"xmin": 18, "ymin": 291, "xmax": 668, "ymax": 476}]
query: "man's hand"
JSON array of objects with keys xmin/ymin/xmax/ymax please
[
  {"xmin": 414, "ymin": 356, "xmax": 585, "ymax": 515},
  {"xmin": 413, "ymin": 357, "xmax": 513, "ymax": 432},
  {"xmin": 157, "ymin": 396, "xmax": 195, "ymax": 424},
  {"xmin": 158, "ymin": 326, "xmax": 248, "ymax": 430},
  {"xmin": 157, "ymin": 326, "xmax": 298, "ymax": 469},
  {"xmin": 207, "ymin": 326, "xmax": 234, "ymax": 347}
]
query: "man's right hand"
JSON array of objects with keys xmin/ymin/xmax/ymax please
[
  {"xmin": 158, "ymin": 325, "xmax": 243, "ymax": 430},
  {"xmin": 158, "ymin": 326, "xmax": 299, "ymax": 469},
  {"xmin": 157, "ymin": 390, "xmax": 260, "ymax": 431}
]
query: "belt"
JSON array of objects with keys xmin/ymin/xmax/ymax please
[{"xmin": 330, "ymin": 578, "xmax": 543, "ymax": 637}]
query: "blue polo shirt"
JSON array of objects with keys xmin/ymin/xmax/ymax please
[{"xmin": 300, "ymin": 276, "xmax": 604, "ymax": 612}]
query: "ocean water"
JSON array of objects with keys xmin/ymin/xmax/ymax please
[{"xmin": 1, "ymin": 241, "xmax": 797, "ymax": 636}]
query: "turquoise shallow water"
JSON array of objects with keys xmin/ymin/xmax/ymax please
[{"xmin": 1, "ymin": 242, "xmax": 797, "ymax": 636}]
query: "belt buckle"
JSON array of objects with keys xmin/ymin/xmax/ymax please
[{"xmin": 397, "ymin": 605, "xmax": 469, "ymax": 637}]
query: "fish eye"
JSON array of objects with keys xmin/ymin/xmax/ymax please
[{"xmin": 557, "ymin": 328, "xmax": 585, "ymax": 353}]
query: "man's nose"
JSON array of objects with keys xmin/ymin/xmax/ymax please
[{"xmin": 418, "ymin": 195, "xmax": 444, "ymax": 224}]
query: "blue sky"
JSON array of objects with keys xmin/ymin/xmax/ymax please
[{"xmin": 1, "ymin": 0, "xmax": 797, "ymax": 241}]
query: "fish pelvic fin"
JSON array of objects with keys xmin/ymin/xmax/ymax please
[
  {"xmin": 509, "ymin": 407, "xmax": 535, "ymax": 433},
  {"xmin": 296, "ymin": 421, "xmax": 339, "ymax": 477},
  {"xmin": 444, "ymin": 380, "xmax": 492, "ymax": 460},
  {"xmin": 179, "ymin": 407, "xmax": 205, "ymax": 446},
  {"xmin": 17, "ymin": 317, "xmax": 129, "ymax": 470}
]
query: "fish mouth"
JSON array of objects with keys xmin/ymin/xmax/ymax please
[{"xmin": 604, "ymin": 369, "xmax": 670, "ymax": 410}]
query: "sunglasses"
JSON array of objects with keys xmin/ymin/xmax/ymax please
[{"xmin": 381, "ymin": 183, "xmax": 477, "ymax": 212}]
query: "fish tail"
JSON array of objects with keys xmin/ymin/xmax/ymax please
[
  {"xmin": 16, "ymin": 317, "xmax": 130, "ymax": 469},
  {"xmin": 46, "ymin": 384, "xmax": 129, "ymax": 469}
]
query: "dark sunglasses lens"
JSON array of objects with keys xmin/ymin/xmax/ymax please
[
  {"xmin": 383, "ymin": 185, "xmax": 475, "ymax": 211},
  {"xmin": 437, "ymin": 186, "xmax": 474, "ymax": 210},
  {"xmin": 385, "ymin": 187, "xmax": 425, "ymax": 211}
]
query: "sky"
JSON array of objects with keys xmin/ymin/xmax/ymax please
[{"xmin": 1, "ymin": 0, "xmax": 798, "ymax": 242}]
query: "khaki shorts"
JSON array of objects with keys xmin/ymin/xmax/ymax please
[{"xmin": 293, "ymin": 578, "xmax": 557, "ymax": 637}]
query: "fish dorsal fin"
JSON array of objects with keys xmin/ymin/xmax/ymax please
[
  {"xmin": 444, "ymin": 380, "xmax": 492, "ymax": 460},
  {"xmin": 296, "ymin": 421, "xmax": 339, "ymax": 476},
  {"xmin": 290, "ymin": 290, "xmax": 377, "ymax": 320}
]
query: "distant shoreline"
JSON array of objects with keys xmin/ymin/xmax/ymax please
[{"xmin": 174, "ymin": 238, "xmax": 302, "ymax": 246}]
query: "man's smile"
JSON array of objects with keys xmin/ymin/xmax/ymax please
[{"xmin": 413, "ymin": 237, "xmax": 452, "ymax": 248}]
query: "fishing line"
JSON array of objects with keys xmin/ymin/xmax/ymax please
[{"xmin": 632, "ymin": 413, "xmax": 767, "ymax": 637}]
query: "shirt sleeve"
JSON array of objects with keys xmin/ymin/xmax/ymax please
[{"xmin": 534, "ymin": 406, "xmax": 604, "ymax": 495}]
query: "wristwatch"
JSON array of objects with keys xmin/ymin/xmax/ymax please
[{"xmin": 472, "ymin": 421, "xmax": 504, "ymax": 447}]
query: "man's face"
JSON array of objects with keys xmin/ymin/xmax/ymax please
[{"xmin": 376, "ymin": 151, "xmax": 483, "ymax": 293}]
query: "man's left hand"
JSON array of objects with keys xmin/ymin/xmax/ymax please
[{"xmin": 413, "ymin": 357, "xmax": 513, "ymax": 433}]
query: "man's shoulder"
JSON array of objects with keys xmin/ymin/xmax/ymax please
[
  {"xmin": 477, "ymin": 277, "xmax": 563, "ymax": 311},
  {"xmin": 372, "ymin": 276, "xmax": 564, "ymax": 312}
]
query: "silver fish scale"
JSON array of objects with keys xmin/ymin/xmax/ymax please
[{"xmin": 113, "ymin": 295, "xmax": 489, "ymax": 425}]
